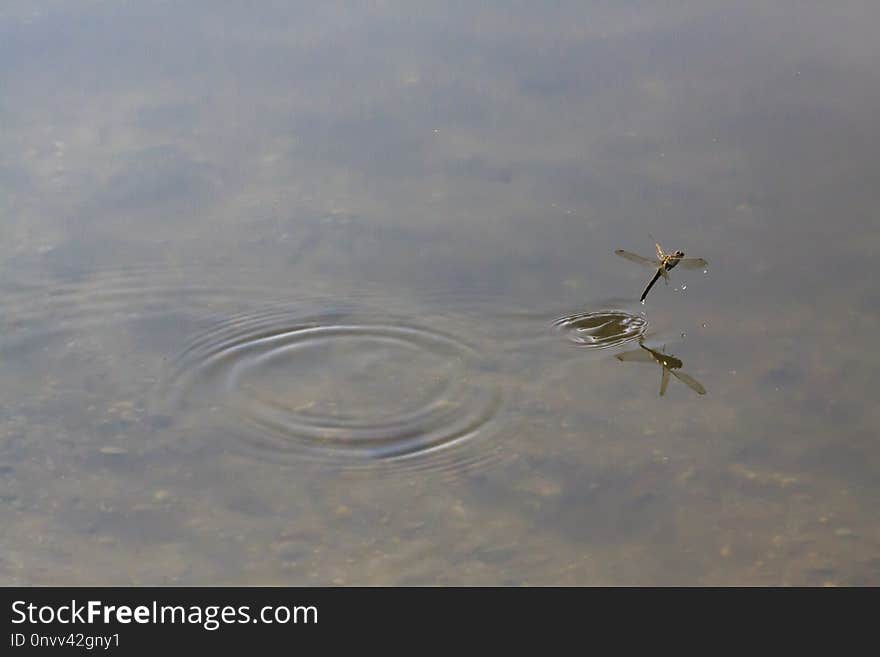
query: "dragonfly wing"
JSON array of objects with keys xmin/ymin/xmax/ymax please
[
  {"xmin": 615, "ymin": 250, "xmax": 660, "ymax": 268},
  {"xmin": 678, "ymin": 257, "xmax": 708, "ymax": 270},
  {"xmin": 659, "ymin": 368, "xmax": 671, "ymax": 396},
  {"xmin": 615, "ymin": 349, "xmax": 654, "ymax": 363},
  {"xmin": 671, "ymin": 370, "xmax": 706, "ymax": 395}
]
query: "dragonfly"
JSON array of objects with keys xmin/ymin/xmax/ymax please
[
  {"xmin": 615, "ymin": 239, "xmax": 707, "ymax": 302},
  {"xmin": 615, "ymin": 341, "xmax": 706, "ymax": 396}
]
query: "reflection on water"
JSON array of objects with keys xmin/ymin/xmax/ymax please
[
  {"xmin": 615, "ymin": 341, "xmax": 707, "ymax": 397},
  {"xmin": 2, "ymin": 1, "xmax": 879, "ymax": 585}
]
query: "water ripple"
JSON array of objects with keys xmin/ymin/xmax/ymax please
[
  {"xmin": 160, "ymin": 307, "xmax": 505, "ymax": 472},
  {"xmin": 553, "ymin": 310, "xmax": 647, "ymax": 349}
]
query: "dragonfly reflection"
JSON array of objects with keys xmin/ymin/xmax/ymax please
[
  {"xmin": 615, "ymin": 239, "xmax": 707, "ymax": 302},
  {"xmin": 615, "ymin": 341, "xmax": 706, "ymax": 396}
]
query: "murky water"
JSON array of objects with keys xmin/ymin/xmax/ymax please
[{"xmin": 2, "ymin": 2, "xmax": 878, "ymax": 585}]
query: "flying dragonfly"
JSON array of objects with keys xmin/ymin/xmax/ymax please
[
  {"xmin": 615, "ymin": 239, "xmax": 707, "ymax": 302},
  {"xmin": 615, "ymin": 341, "xmax": 706, "ymax": 396}
]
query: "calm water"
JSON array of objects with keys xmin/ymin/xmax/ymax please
[{"xmin": 1, "ymin": 2, "xmax": 878, "ymax": 585}]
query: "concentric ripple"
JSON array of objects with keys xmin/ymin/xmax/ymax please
[
  {"xmin": 161, "ymin": 307, "xmax": 504, "ymax": 471},
  {"xmin": 553, "ymin": 310, "xmax": 647, "ymax": 349}
]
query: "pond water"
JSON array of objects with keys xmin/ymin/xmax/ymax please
[{"xmin": 1, "ymin": 1, "xmax": 878, "ymax": 584}]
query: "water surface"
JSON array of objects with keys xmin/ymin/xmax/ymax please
[{"xmin": 1, "ymin": 1, "xmax": 878, "ymax": 584}]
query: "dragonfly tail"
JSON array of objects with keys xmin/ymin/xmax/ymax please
[{"xmin": 640, "ymin": 270, "xmax": 662, "ymax": 302}]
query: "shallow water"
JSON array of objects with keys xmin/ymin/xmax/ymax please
[{"xmin": 1, "ymin": 2, "xmax": 878, "ymax": 585}]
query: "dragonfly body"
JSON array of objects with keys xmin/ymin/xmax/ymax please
[
  {"xmin": 615, "ymin": 240, "xmax": 706, "ymax": 302},
  {"xmin": 639, "ymin": 249, "xmax": 685, "ymax": 302}
]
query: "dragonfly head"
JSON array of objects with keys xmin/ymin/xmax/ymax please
[{"xmin": 672, "ymin": 250, "xmax": 685, "ymax": 258}]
